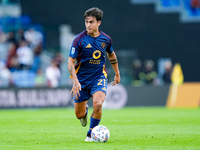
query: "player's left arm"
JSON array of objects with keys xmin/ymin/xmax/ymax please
[{"xmin": 107, "ymin": 51, "xmax": 120, "ymax": 86}]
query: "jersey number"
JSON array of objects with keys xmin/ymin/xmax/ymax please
[{"xmin": 97, "ymin": 79, "xmax": 106, "ymax": 86}]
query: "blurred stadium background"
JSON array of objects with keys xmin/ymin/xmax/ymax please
[{"xmin": 0, "ymin": 0, "xmax": 200, "ymax": 108}]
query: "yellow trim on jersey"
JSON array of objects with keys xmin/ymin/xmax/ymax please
[
  {"xmin": 76, "ymin": 62, "xmax": 81, "ymax": 74},
  {"xmin": 102, "ymin": 65, "xmax": 107, "ymax": 78}
]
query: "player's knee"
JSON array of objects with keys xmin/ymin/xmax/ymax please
[
  {"xmin": 75, "ymin": 112, "xmax": 85, "ymax": 119},
  {"xmin": 93, "ymin": 101, "xmax": 103, "ymax": 112}
]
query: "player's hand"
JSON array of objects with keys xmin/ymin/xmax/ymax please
[
  {"xmin": 70, "ymin": 79, "xmax": 81, "ymax": 100},
  {"xmin": 111, "ymin": 74, "xmax": 120, "ymax": 86}
]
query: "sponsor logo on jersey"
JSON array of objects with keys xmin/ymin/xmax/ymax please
[
  {"xmin": 92, "ymin": 50, "xmax": 101, "ymax": 59},
  {"xmin": 86, "ymin": 43, "xmax": 92, "ymax": 48}
]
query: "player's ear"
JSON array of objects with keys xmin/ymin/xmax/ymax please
[{"xmin": 98, "ymin": 20, "xmax": 101, "ymax": 26}]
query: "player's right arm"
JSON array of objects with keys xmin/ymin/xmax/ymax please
[{"xmin": 68, "ymin": 57, "xmax": 81, "ymax": 99}]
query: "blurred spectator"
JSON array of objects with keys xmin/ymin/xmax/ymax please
[
  {"xmin": 45, "ymin": 59, "xmax": 61, "ymax": 88},
  {"xmin": 191, "ymin": 0, "xmax": 200, "ymax": 8},
  {"xmin": 0, "ymin": 30, "xmax": 6, "ymax": 43},
  {"xmin": 6, "ymin": 31, "xmax": 16, "ymax": 44},
  {"xmin": 0, "ymin": 30, "xmax": 7, "ymax": 61},
  {"xmin": 24, "ymin": 28, "xmax": 43, "ymax": 49},
  {"xmin": 52, "ymin": 52, "xmax": 64, "ymax": 71},
  {"xmin": 163, "ymin": 60, "xmax": 173, "ymax": 84},
  {"xmin": 31, "ymin": 43, "xmax": 43, "ymax": 73},
  {"xmin": 143, "ymin": 60, "xmax": 157, "ymax": 85},
  {"xmin": 190, "ymin": 0, "xmax": 200, "ymax": 15},
  {"xmin": 34, "ymin": 69, "xmax": 46, "ymax": 86},
  {"xmin": 132, "ymin": 59, "xmax": 145, "ymax": 86},
  {"xmin": 15, "ymin": 29, "xmax": 25, "ymax": 43},
  {"xmin": 16, "ymin": 40, "xmax": 33, "ymax": 70},
  {"xmin": 6, "ymin": 42, "xmax": 19, "ymax": 71},
  {"xmin": 24, "ymin": 28, "xmax": 43, "ymax": 72},
  {"xmin": 0, "ymin": 61, "xmax": 12, "ymax": 87},
  {"xmin": 171, "ymin": 63, "xmax": 184, "ymax": 85}
]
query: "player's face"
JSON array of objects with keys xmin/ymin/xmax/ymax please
[{"xmin": 85, "ymin": 16, "xmax": 101, "ymax": 36}]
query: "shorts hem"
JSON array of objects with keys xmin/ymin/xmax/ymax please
[
  {"xmin": 91, "ymin": 89, "xmax": 107, "ymax": 95},
  {"xmin": 74, "ymin": 99, "xmax": 89, "ymax": 103}
]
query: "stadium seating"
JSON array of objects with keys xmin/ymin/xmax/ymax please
[
  {"xmin": 12, "ymin": 70, "xmax": 36, "ymax": 87},
  {"xmin": 131, "ymin": 0, "xmax": 200, "ymax": 23},
  {"xmin": 0, "ymin": 13, "xmax": 45, "ymax": 87},
  {"xmin": 0, "ymin": 15, "xmax": 32, "ymax": 32}
]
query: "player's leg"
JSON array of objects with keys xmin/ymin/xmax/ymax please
[
  {"xmin": 92, "ymin": 91, "xmax": 105, "ymax": 119},
  {"xmin": 74, "ymin": 101, "xmax": 89, "ymax": 127},
  {"xmin": 84, "ymin": 77, "xmax": 107, "ymax": 142},
  {"xmin": 74, "ymin": 101, "xmax": 88, "ymax": 119},
  {"xmin": 85, "ymin": 91, "xmax": 105, "ymax": 141},
  {"xmin": 73, "ymin": 89, "xmax": 90, "ymax": 127}
]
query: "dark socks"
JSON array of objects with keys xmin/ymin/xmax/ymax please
[{"xmin": 87, "ymin": 116, "xmax": 100, "ymax": 136}]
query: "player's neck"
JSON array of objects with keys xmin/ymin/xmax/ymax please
[{"xmin": 88, "ymin": 30, "xmax": 100, "ymax": 37}]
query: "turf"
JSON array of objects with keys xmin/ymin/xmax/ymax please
[{"xmin": 0, "ymin": 107, "xmax": 200, "ymax": 150}]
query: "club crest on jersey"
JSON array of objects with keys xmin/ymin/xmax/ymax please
[
  {"xmin": 101, "ymin": 42, "xmax": 106, "ymax": 48},
  {"xmin": 93, "ymin": 50, "xmax": 101, "ymax": 59},
  {"xmin": 86, "ymin": 43, "xmax": 92, "ymax": 48}
]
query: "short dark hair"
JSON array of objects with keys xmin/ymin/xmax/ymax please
[{"xmin": 84, "ymin": 7, "xmax": 103, "ymax": 21}]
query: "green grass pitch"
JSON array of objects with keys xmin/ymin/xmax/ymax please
[{"xmin": 0, "ymin": 107, "xmax": 200, "ymax": 150}]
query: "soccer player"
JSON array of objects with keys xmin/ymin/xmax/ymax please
[{"xmin": 68, "ymin": 7, "xmax": 120, "ymax": 142}]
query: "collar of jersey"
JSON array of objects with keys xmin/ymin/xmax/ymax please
[{"xmin": 86, "ymin": 30, "xmax": 101, "ymax": 38}]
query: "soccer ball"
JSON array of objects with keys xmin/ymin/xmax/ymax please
[{"xmin": 91, "ymin": 125, "xmax": 110, "ymax": 143}]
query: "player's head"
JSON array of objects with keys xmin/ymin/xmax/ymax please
[
  {"xmin": 84, "ymin": 7, "xmax": 103, "ymax": 21},
  {"xmin": 84, "ymin": 7, "xmax": 103, "ymax": 35}
]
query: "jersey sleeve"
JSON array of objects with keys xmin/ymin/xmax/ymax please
[
  {"xmin": 69, "ymin": 36, "xmax": 80, "ymax": 58},
  {"xmin": 106, "ymin": 37, "xmax": 114, "ymax": 54}
]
